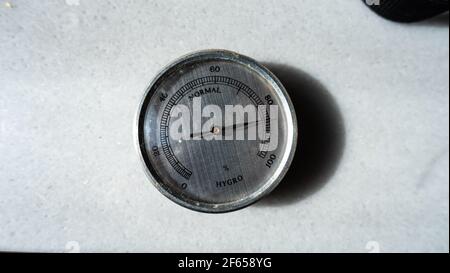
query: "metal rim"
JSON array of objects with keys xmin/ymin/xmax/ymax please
[{"xmin": 135, "ymin": 49, "xmax": 298, "ymax": 213}]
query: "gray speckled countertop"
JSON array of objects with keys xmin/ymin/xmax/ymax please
[{"xmin": 0, "ymin": 0, "xmax": 448, "ymax": 252}]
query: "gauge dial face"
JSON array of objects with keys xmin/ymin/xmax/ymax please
[{"xmin": 137, "ymin": 50, "xmax": 297, "ymax": 213}]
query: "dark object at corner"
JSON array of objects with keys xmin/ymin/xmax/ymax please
[{"xmin": 363, "ymin": 0, "xmax": 449, "ymax": 22}]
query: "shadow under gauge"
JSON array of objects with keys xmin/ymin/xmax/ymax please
[{"xmin": 257, "ymin": 64, "xmax": 346, "ymax": 206}]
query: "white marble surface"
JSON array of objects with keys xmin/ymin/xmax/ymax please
[{"xmin": 0, "ymin": 0, "xmax": 448, "ymax": 253}]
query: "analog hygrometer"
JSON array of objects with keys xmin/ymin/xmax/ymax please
[{"xmin": 136, "ymin": 50, "xmax": 297, "ymax": 213}]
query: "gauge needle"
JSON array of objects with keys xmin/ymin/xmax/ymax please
[
  {"xmin": 221, "ymin": 120, "xmax": 259, "ymax": 136},
  {"xmin": 189, "ymin": 120, "xmax": 259, "ymax": 139},
  {"xmin": 190, "ymin": 125, "xmax": 216, "ymax": 139}
]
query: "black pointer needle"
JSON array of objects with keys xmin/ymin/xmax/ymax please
[
  {"xmin": 221, "ymin": 120, "xmax": 259, "ymax": 136},
  {"xmin": 190, "ymin": 125, "xmax": 216, "ymax": 139}
]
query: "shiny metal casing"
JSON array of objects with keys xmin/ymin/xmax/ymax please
[{"xmin": 136, "ymin": 49, "xmax": 297, "ymax": 213}]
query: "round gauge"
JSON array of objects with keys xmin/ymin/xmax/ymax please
[{"xmin": 136, "ymin": 50, "xmax": 297, "ymax": 213}]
